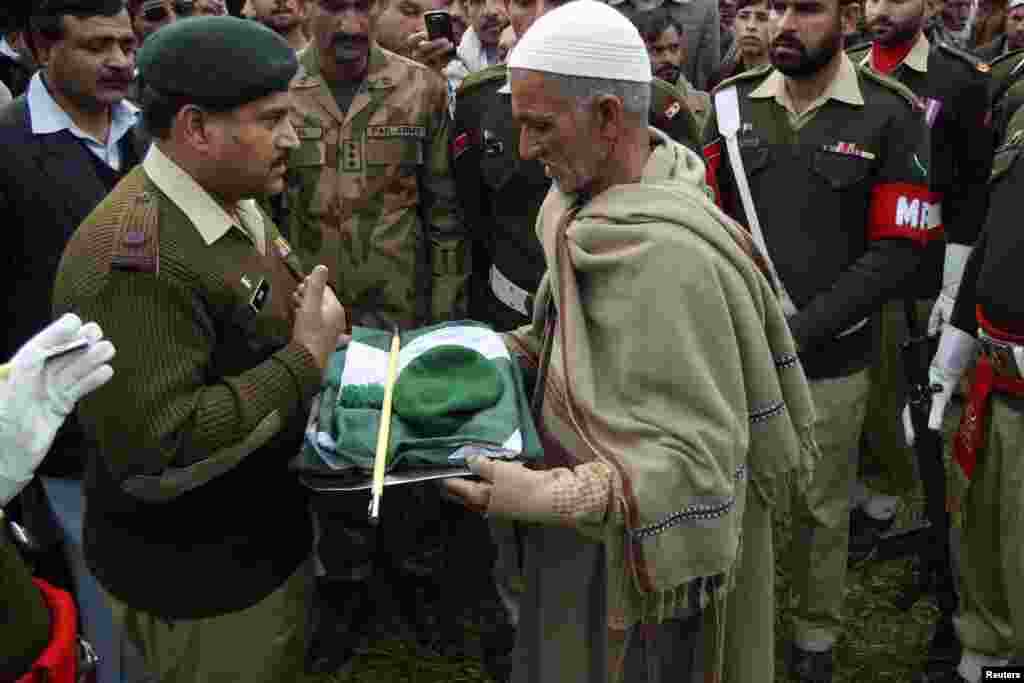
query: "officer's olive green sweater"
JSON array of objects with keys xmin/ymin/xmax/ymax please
[
  {"xmin": 53, "ymin": 168, "xmax": 321, "ymax": 619},
  {"xmin": 0, "ymin": 522, "xmax": 50, "ymax": 680}
]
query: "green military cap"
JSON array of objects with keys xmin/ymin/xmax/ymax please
[
  {"xmin": 137, "ymin": 15, "xmax": 297, "ymax": 109},
  {"xmin": 393, "ymin": 345, "xmax": 504, "ymax": 437},
  {"xmin": 33, "ymin": 0, "xmax": 125, "ymax": 16}
]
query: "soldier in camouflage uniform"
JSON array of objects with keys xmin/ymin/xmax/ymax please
[
  {"xmin": 280, "ymin": 0, "xmax": 468, "ymax": 671},
  {"xmin": 281, "ymin": 1, "xmax": 467, "ymax": 330}
]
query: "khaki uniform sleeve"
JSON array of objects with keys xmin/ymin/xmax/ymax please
[{"xmin": 421, "ymin": 78, "xmax": 470, "ymax": 322}]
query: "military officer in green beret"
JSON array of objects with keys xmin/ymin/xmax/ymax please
[{"xmin": 52, "ymin": 16, "xmax": 347, "ymax": 682}]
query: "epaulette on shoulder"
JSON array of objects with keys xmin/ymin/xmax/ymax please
[
  {"xmin": 988, "ymin": 49, "xmax": 1024, "ymax": 92},
  {"xmin": 937, "ymin": 40, "xmax": 991, "ymax": 73},
  {"xmin": 989, "ymin": 47, "xmax": 1024, "ymax": 73},
  {"xmin": 108, "ymin": 172, "xmax": 160, "ymax": 274},
  {"xmin": 856, "ymin": 63, "xmax": 922, "ymax": 109},
  {"xmin": 651, "ymin": 77, "xmax": 683, "ymax": 99},
  {"xmin": 457, "ymin": 64, "xmax": 507, "ymax": 97},
  {"xmin": 710, "ymin": 63, "xmax": 772, "ymax": 95}
]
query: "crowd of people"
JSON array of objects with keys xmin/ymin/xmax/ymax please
[{"xmin": 2, "ymin": 0, "xmax": 1024, "ymax": 682}]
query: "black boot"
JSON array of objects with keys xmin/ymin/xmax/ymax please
[
  {"xmin": 788, "ymin": 643, "xmax": 833, "ymax": 683},
  {"xmin": 848, "ymin": 507, "xmax": 895, "ymax": 566}
]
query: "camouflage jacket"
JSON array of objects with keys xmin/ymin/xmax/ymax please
[{"xmin": 281, "ymin": 44, "xmax": 467, "ymax": 330}]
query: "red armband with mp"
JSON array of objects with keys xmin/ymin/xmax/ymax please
[
  {"xmin": 867, "ymin": 183, "xmax": 944, "ymax": 246},
  {"xmin": 702, "ymin": 139, "xmax": 724, "ymax": 208}
]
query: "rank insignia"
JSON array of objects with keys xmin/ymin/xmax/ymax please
[
  {"xmin": 274, "ymin": 236, "xmax": 292, "ymax": 259},
  {"xmin": 249, "ymin": 278, "xmax": 270, "ymax": 314},
  {"xmin": 453, "ymin": 131, "xmax": 471, "ymax": 159},
  {"xmin": 664, "ymin": 101, "xmax": 681, "ymax": 120},
  {"xmin": 823, "ymin": 142, "xmax": 876, "ymax": 160}
]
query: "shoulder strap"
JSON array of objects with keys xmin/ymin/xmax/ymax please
[
  {"xmin": 711, "ymin": 64, "xmax": 772, "ymax": 95},
  {"xmin": 457, "ymin": 64, "xmax": 506, "ymax": 97},
  {"xmin": 937, "ymin": 40, "xmax": 989, "ymax": 72},
  {"xmin": 107, "ymin": 170, "xmax": 160, "ymax": 274},
  {"xmin": 856, "ymin": 64, "xmax": 922, "ymax": 108},
  {"xmin": 713, "ymin": 86, "xmax": 798, "ymax": 316}
]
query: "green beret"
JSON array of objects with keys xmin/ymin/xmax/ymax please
[
  {"xmin": 393, "ymin": 346, "xmax": 504, "ymax": 437},
  {"xmin": 137, "ymin": 16, "xmax": 297, "ymax": 109},
  {"xmin": 34, "ymin": 0, "xmax": 125, "ymax": 16}
]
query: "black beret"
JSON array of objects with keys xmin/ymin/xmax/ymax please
[
  {"xmin": 0, "ymin": 0, "xmax": 32, "ymax": 30},
  {"xmin": 137, "ymin": 15, "xmax": 297, "ymax": 109},
  {"xmin": 34, "ymin": 0, "xmax": 126, "ymax": 16}
]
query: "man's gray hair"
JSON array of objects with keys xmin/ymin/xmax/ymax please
[{"xmin": 511, "ymin": 68, "xmax": 651, "ymax": 118}]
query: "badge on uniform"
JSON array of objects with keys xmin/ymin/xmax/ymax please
[
  {"xmin": 483, "ymin": 129, "xmax": 503, "ymax": 156},
  {"xmin": 274, "ymin": 236, "xmax": 292, "ymax": 259},
  {"xmin": 664, "ymin": 101, "xmax": 681, "ymax": 120},
  {"xmin": 249, "ymin": 278, "xmax": 270, "ymax": 314},
  {"xmin": 822, "ymin": 142, "xmax": 876, "ymax": 160},
  {"xmin": 921, "ymin": 98, "xmax": 942, "ymax": 128},
  {"xmin": 453, "ymin": 131, "xmax": 471, "ymax": 160}
]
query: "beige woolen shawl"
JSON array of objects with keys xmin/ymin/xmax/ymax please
[{"xmin": 506, "ymin": 127, "xmax": 820, "ymax": 628}]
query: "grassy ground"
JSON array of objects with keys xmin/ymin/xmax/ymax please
[{"xmin": 311, "ymin": 480, "xmax": 944, "ymax": 683}]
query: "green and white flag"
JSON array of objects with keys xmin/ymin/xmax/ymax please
[{"xmin": 292, "ymin": 321, "xmax": 543, "ymax": 478}]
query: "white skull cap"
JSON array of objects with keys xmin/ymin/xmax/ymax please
[{"xmin": 508, "ymin": 0, "xmax": 653, "ymax": 83}]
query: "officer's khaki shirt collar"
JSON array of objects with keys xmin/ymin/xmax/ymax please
[
  {"xmin": 860, "ymin": 32, "xmax": 929, "ymax": 73},
  {"xmin": 142, "ymin": 144, "xmax": 266, "ymax": 255},
  {"xmin": 750, "ymin": 51, "xmax": 864, "ymax": 117}
]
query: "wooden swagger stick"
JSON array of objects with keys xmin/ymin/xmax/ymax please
[{"xmin": 368, "ymin": 326, "xmax": 402, "ymax": 525}]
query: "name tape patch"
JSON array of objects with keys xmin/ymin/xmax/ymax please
[{"xmin": 366, "ymin": 125, "xmax": 427, "ymax": 139}]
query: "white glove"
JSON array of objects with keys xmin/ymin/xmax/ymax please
[
  {"xmin": 0, "ymin": 314, "xmax": 115, "ymax": 506},
  {"xmin": 904, "ymin": 323, "xmax": 978, "ymax": 446},
  {"xmin": 928, "ymin": 243, "xmax": 973, "ymax": 337}
]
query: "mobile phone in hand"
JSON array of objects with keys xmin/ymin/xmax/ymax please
[{"xmin": 424, "ymin": 10, "xmax": 456, "ymax": 46}]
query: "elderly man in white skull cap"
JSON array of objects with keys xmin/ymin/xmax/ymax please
[{"xmin": 442, "ymin": 2, "xmax": 820, "ymax": 681}]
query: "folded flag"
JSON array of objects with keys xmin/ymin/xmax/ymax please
[{"xmin": 291, "ymin": 321, "xmax": 543, "ymax": 478}]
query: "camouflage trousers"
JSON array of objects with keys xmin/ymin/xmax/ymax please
[
  {"xmin": 954, "ymin": 393, "xmax": 1024, "ymax": 666},
  {"xmin": 789, "ymin": 370, "xmax": 871, "ymax": 650}
]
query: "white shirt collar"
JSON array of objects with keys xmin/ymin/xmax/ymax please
[
  {"xmin": 142, "ymin": 144, "xmax": 266, "ymax": 255},
  {"xmin": 27, "ymin": 72, "xmax": 139, "ymax": 140}
]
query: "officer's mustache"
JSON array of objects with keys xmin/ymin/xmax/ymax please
[
  {"xmin": 870, "ymin": 18, "xmax": 895, "ymax": 33},
  {"xmin": 771, "ymin": 33, "xmax": 805, "ymax": 52},
  {"xmin": 332, "ymin": 33, "xmax": 369, "ymax": 62}
]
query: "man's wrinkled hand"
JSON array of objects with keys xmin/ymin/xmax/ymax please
[
  {"xmin": 407, "ymin": 30, "xmax": 454, "ymax": 72},
  {"xmin": 440, "ymin": 455, "xmax": 496, "ymax": 514}
]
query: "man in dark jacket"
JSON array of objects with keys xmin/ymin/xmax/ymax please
[{"xmin": 0, "ymin": 2, "xmax": 147, "ymax": 682}]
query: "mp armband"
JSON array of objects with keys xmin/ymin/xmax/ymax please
[
  {"xmin": 866, "ymin": 183, "xmax": 944, "ymax": 246},
  {"xmin": 702, "ymin": 138, "xmax": 724, "ymax": 208}
]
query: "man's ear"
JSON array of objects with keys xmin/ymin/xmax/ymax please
[
  {"xmin": 840, "ymin": 2, "xmax": 860, "ymax": 31},
  {"xmin": 29, "ymin": 29, "xmax": 55, "ymax": 69},
  {"xmin": 594, "ymin": 94, "xmax": 627, "ymax": 141},
  {"xmin": 176, "ymin": 105, "xmax": 217, "ymax": 154}
]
